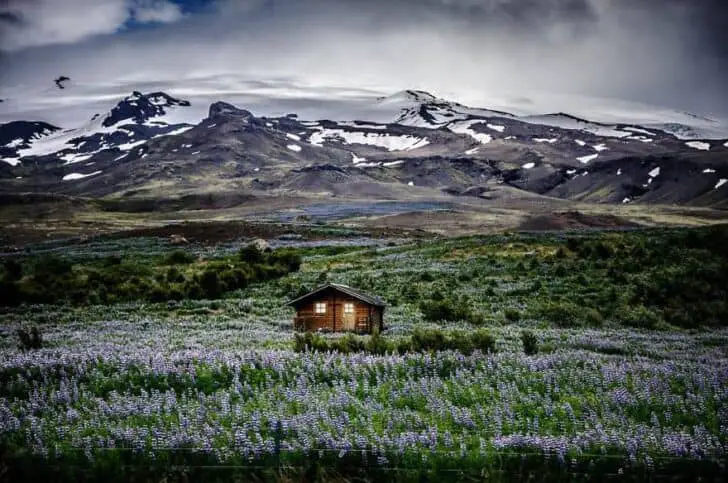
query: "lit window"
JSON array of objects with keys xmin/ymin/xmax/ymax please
[
  {"xmin": 314, "ymin": 302, "xmax": 327, "ymax": 314},
  {"xmin": 344, "ymin": 303, "xmax": 354, "ymax": 314}
]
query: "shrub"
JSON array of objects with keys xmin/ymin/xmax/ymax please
[
  {"xmin": 17, "ymin": 326, "xmax": 43, "ymax": 351},
  {"xmin": 365, "ymin": 330, "xmax": 392, "ymax": 355},
  {"xmin": 504, "ymin": 308, "xmax": 521, "ymax": 322},
  {"xmin": 238, "ymin": 245, "xmax": 265, "ymax": 264},
  {"xmin": 521, "ymin": 330, "xmax": 538, "ymax": 355},
  {"xmin": 620, "ymin": 305, "xmax": 662, "ymax": 329},
  {"xmin": 411, "ymin": 328, "xmax": 447, "ymax": 352},
  {"xmin": 166, "ymin": 267, "xmax": 186, "ymax": 283},
  {"xmin": 198, "ymin": 270, "xmax": 223, "ymax": 299},
  {"xmin": 165, "ymin": 250, "xmax": 196, "ymax": 265},
  {"xmin": 3, "ymin": 259, "xmax": 23, "ymax": 281},
  {"xmin": 471, "ymin": 330, "xmax": 496, "ymax": 354},
  {"xmin": 269, "ymin": 250, "xmax": 302, "ymax": 272},
  {"xmin": 420, "ymin": 298, "xmax": 470, "ymax": 323},
  {"xmin": 335, "ymin": 334, "xmax": 366, "ymax": 354},
  {"xmin": 419, "ymin": 272, "xmax": 435, "ymax": 282}
]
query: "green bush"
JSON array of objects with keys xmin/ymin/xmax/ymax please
[
  {"xmin": 293, "ymin": 329, "xmax": 495, "ymax": 356},
  {"xmin": 420, "ymin": 298, "xmax": 471, "ymax": 323},
  {"xmin": 3, "ymin": 259, "xmax": 23, "ymax": 281},
  {"xmin": 165, "ymin": 250, "xmax": 196, "ymax": 265},
  {"xmin": 620, "ymin": 305, "xmax": 662, "ymax": 329},
  {"xmin": 521, "ymin": 330, "xmax": 538, "ymax": 355},
  {"xmin": 17, "ymin": 326, "xmax": 43, "ymax": 351},
  {"xmin": 470, "ymin": 330, "xmax": 496, "ymax": 354},
  {"xmin": 411, "ymin": 328, "xmax": 447, "ymax": 352},
  {"xmin": 504, "ymin": 308, "xmax": 521, "ymax": 322}
]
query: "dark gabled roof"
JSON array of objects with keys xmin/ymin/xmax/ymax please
[{"xmin": 285, "ymin": 283, "xmax": 386, "ymax": 308}]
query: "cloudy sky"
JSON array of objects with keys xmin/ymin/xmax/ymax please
[{"xmin": 1, "ymin": 0, "xmax": 727, "ymax": 125}]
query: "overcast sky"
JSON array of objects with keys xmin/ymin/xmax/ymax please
[{"xmin": 1, "ymin": 0, "xmax": 727, "ymax": 122}]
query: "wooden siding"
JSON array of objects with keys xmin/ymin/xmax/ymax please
[{"xmin": 292, "ymin": 287, "xmax": 383, "ymax": 333}]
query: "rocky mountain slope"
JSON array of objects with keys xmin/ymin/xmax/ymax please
[{"xmin": 1, "ymin": 89, "xmax": 727, "ymax": 208}]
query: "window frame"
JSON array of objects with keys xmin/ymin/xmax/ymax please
[
  {"xmin": 314, "ymin": 302, "xmax": 327, "ymax": 315},
  {"xmin": 344, "ymin": 302, "xmax": 355, "ymax": 314}
]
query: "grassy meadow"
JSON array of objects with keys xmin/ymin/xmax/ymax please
[{"xmin": 0, "ymin": 224, "xmax": 727, "ymax": 481}]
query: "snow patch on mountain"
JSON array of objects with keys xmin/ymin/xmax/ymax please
[
  {"xmin": 716, "ymin": 179, "xmax": 727, "ymax": 190},
  {"xmin": 1, "ymin": 157, "xmax": 21, "ymax": 166},
  {"xmin": 61, "ymin": 153, "xmax": 95, "ymax": 164},
  {"xmin": 685, "ymin": 141, "xmax": 711, "ymax": 151},
  {"xmin": 308, "ymin": 127, "xmax": 429, "ymax": 151},
  {"xmin": 577, "ymin": 154, "xmax": 598, "ymax": 164},
  {"xmin": 63, "ymin": 170, "xmax": 102, "ymax": 181},
  {"xmin": 448, "ymin": 120, "xmax": 492, "ymax": 144}
]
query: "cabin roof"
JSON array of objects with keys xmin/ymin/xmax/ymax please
[{"xmin": 285, "ymin": 283, "xmax": 386, "ymax": 308}]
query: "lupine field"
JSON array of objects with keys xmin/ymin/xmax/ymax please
[{"xmin": 1, "ymin": 224, "xmax": 727, "ymax": 481}]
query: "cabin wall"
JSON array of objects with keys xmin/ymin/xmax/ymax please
[
  {"xmin": 294, "ymin": 289, "xmax": 363, "ymax": 332},
  {"xmin": 371, "ymin": 306, "xmax": 383, "ymax": 332},
  {"xmin": 293, "ymin": 288, "xmax": 380, "ymax": 333}
]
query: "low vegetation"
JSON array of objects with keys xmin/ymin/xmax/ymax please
[
  {"xmin": 1, "ymin": 225, "xmax": 728, "ymax": 481},
  {"xmin": 293, "ymin": 328, "xmax": 496, "ymax": 355},
  {"xmin": 0, "ymin": 246, "xmax": 301, "ymax": 306}
]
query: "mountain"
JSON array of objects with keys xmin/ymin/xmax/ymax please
[
  {"xmin": 0, "ymin": 91, "xmax": 193, "ymax": 168},
  {"xmin": 1, "ymin": 89, "xmax": 727, "ymax": 209}
]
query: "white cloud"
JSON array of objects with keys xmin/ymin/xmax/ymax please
[
  {"xmin": 132, "ymin": 0, "xmax": 184, "ymax": 24},
  {"xmin": 0, "ymin": 0, "xmax": 184, "ymax": 51}
]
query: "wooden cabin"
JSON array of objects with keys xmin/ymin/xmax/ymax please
[{"xmin": 286, "ymin": 283, "xmax": 385, "ymax": 334}]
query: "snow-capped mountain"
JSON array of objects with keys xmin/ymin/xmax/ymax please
[
  {"xmin": 0, "ymin": 121, "xmax": 60, "ymax": 166},
  {"xmin": 0, "ymin": 91, "xmax": 193, "ymax": 167},
  {"xmin": 1, "ymin": 89, "xmax": 727, "ymax": 208}
]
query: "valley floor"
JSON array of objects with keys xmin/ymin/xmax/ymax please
[
  {"xmin": 2, "ymin": 191, "xmax": 728, "ymax": 247},
  {"xmin": 1, "ymin": 225, "xmax": 727, "ymax": 481}
]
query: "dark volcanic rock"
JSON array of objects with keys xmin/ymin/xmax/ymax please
[
  {"xmin": 0, "ymin": 121, "xmax": 60, "ymax": 147},
  {"xmin": 208, "ymin": 102, "xmax": 253, "ymax": 119}
]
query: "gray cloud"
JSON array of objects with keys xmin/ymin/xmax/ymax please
[
  {"xmin": 0, "ymin": 0, "xmax": 183, "ymax": 51},
  {"xmin": 0, "ymin": 0, "xmax": 726, "ymax": 120}
]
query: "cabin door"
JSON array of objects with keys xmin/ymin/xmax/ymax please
[{"xmin": 342, "ymin": 302, "xmax": 356, "ymax": 331}]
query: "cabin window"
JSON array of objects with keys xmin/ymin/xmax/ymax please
[
  {"xmin": 314, "ymin": 302, "xmax": 327, "ymax": 314},
  {"xmin": 344, "ymin": 303, "xmax": 354, "ymax": 314}
]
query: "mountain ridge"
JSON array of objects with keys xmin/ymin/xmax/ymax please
[{"xmin": 1, "ymin": 89, "xmax": 727, "ymax": 209}]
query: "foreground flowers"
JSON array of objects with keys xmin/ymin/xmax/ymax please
[{"xmin": 1, "ymin": 321, "xmax": 726, "ymax": 478}]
